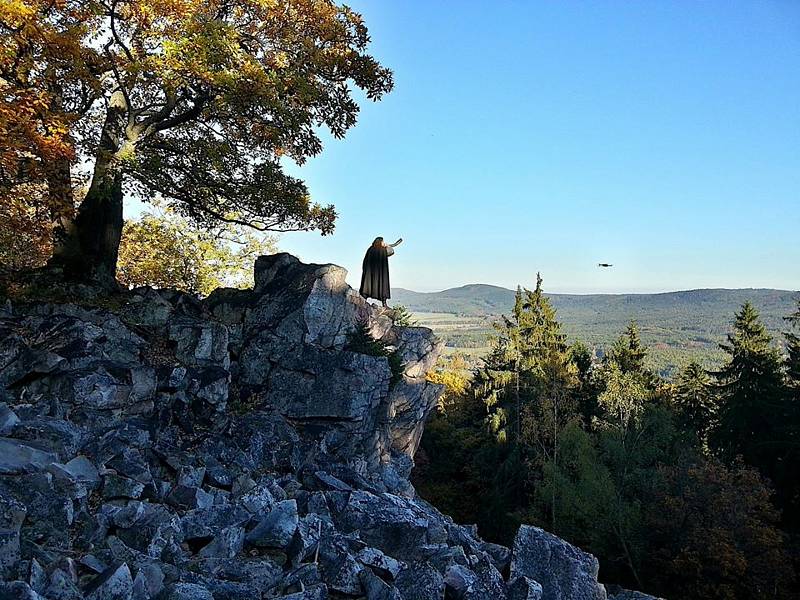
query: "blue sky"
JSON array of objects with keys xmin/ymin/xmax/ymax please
[{"xmin": 134, "ymin": 1, "xmax": 800, "ymax": 293}]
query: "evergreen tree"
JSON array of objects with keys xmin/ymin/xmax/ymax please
[
  {"xmin": 473, "ymin": 274, "xmax": 578, "ymax": 527},
  {"xmin": 674, "ymin": 361, "xmax": 717, "ymax": 450},
  {"xmin": 608, "ymin": 321, "xmax": 648, "ymax": 375},
  {"xmin": 475, "ymin": 275, "xmax": 571, "ymax": 445},
  {"xmin": 569, "ymin": 341, "xmax": 600, "ymax": 427},
  {"xmin": 709, "ymin": 302, "xmax": 785, "ymax": 472}
]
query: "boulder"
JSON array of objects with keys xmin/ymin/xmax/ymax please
[
  {"xmin": 84, "ymin": 563, "xmax": 134, "ymax": 600},
  {"xmin": 0, "ymin": 489, "xmax": 26, "ymax": 579},
  {"xmin": 395, "ymin": 562, "xmax": 445, "ymax": 600},
  {"xmin": 332, "ymin": 491, "xmax": 429, "ymax": 559},
  {"xmin": 0, "ymin": 438, "xmax": 58, "ymax": 475},
  {"xmin": 0, "ymin": 403, "xmax": 20, "ymax": 435},
  {"xmin": 44, "ymin": 569, "xmax": 83, "ymax": 600},
  {"xmin": 246, "ymin": 500, "xmax": 299, "ymax": 548},
  {"xmin": 0, "ymin": 581, "xmax": 46, "ymax": 600},
  {"xmin": 508, "ymin": 576, "xmax": 544, "ymax": 600},
  {"xmin": 511, "ymin": 525, "xmax": 607, "ymax": 600},
  {"xmin": 359, "ymin": 569, "xmax": 403, "ymax": 600}
]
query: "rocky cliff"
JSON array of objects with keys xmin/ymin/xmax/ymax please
[{"xmin": 0, "ymin": 254, "xmax": 659, "ymax": 600}]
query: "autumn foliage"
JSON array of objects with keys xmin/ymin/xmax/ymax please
[{"xmin": 1, "ymin": 0, "xmax": 392, "ymax": 282}]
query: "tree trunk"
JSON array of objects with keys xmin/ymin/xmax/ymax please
[
  {"xmin": 49, "ymin": 91, "xmax": 128, "ymax": 288},
  {"xmin": 73, "ymin": 165, "xmax": 124, "ymax": 285}
]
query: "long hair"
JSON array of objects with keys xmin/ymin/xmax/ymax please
[{"xmin": 371, "ymin": 236, "xmax": 384, "ymax": 248}]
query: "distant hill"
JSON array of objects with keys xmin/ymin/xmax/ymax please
[{"xmin": 392, "ymin": 286, "xmax": 800, "ymax": 377}]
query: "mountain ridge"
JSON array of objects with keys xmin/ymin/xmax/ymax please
[
  {"xmin": 392, "ymin": 285, "xmax": 798, "ymax": 316},
  {"xmin": 392, "ymin": 285, "xmax": 799, "ymax": 376}
]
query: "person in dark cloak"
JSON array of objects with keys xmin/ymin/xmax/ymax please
[{"xmin": 360, "ymin": 236, "xmax": 403, "ymax": 307}]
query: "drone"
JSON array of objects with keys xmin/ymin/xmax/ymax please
[{"xmin": 597, "ymin": 263, "xmax": 613, "ymax": 268}]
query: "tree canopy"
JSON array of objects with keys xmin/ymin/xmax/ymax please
[{"xmin": 1, "ymin": 0, "xmax": 392, "ymax": 283}]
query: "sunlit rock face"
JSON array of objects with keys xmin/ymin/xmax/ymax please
[
  {"xmin": 217, "ymin": 252, "xmax": 445, "ymax": 474},
  {"xmin": 0, "ymin": 254, "xmax": 662, "ymax": 600}
]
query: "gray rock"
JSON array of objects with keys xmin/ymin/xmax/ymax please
[
  {"xmin": 0, "ymin": 438, "xmax": 57, "ymax": 475},
  {"xmin": 359, "ymin": 569, "xmax": 403, "ymax": 600},
  {"xmin": 177, "ymin": 466, "xmax": 205, "ymax": 487},
  {"xmin": 103, "ymin": 474, "xmax": 145, "ymax": 500},
  {"xmin": 287, "ymin": 513, "xmax": 329, "ymax": 567},
  {"xmin": 356, "ymin": 546, "xmax": 403, "ymax": 580},
  {"xmin": 444, "ymin": 564, "xmax": 482, "ymax": 599},
  {"xmin": 131, "ymin": 563, "xmax": 164, "ymax": 600},
  {"xmin": 315, "ymin": 534, "xmax": 363, "ymax": 595},
  {"xmin": 28, "ymin": 559, "xmax": 46, "ymax": 594},
  {"xmin": 0, "ymin": 256, "xmax": 658, "ymax": 600},
  {"xmin": 0, "ymin": 581, "xmax": 46, "ymax": 600},
  {"xmin": 0, "ymin": 490, "xmax": 27, "ymax": 579},
  {"xmin": 197, "ymin": 526, "xmax": 245, "ymax": 559},
  {"xmin": 121, "ymin": 288, "xmax": 175, "ymax": 327},
  {"xmin": 333, "ymin": 490, "xmax": 429, "ymax": 559},
  {"xmin": 84, "ymin": 563, "xmax": 134, "ymax": 600},
  {"xmin": 246, "ymin": 499, "xmax": 298, "ymax": 548},
  {"xmin": 114, "ymin": 501, "xmax": 146, "ymax": 528},
  {"xmin": 384, "ymin": 377, "xmax": 444, "ymax": 465},
  {"xmin": 238, "ymin": 480, "xmax": 275, "ymax": 515},
  {"xmin": 307, "ymin": 492, "xmax": 331, "ymax": 518},
  {"xmin": 107, "ymin": 448, "xmax": 153, "ymax": 485},
  {"xmin": 79, "ymin": 555, "xmax": 107, "ymax": 574},
  {"xmin": 0, "ymin": 403, "xmax": 20, "ymax": 435},
  {"xmin": 508, "ymin": 576, "xmax": 544, "ymax": 600},
  {"xmin": 62, "ymin": 455, "xmax": 100, "ymax": 487},
  {"xmin": 166, "ymin": 485, "xmax": 214, "ymax": 510},
  {"xmin": 180, "ymin": 505, "xmax": 251, "ymax": 541},
  {"xmin": 480, "ymin": 541, "xmax": 512, "ymax": 573},
  {"xmin": 113, "ymin": 504, "xmax": 182, "ymax": 557},
  {"xmin": 511, "ymin": 525, "xmax": 606, "ymax": 600},
  {"xmin": 168, "ymin": 318, "xmax": 230, "ymax": 370},
  {"xmin": 395, "ymin": 562, "xmax": 445, "ymax": 600},
  {"xmin": 43, "ymin": 569, "xmax": 82, "ymax": 600},
  {"xmin": 392, "ymin": 326, "xmax": 442, "ymax": 378},
  {"xmin": 472, "ymin": 555, "xmax": 507, "ymax": 596}
]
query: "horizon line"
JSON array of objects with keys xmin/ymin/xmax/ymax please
[{"xmin": 392, "ymin": 284, "xmax": 800, "ymax": 297}]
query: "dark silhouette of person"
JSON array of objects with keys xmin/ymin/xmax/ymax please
[{"xmin": 360, "ymin": 236, "xmax": 402, "ymax": 307}]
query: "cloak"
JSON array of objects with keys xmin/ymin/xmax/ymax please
[{"xmin": 360, "ymin": 245, "xmax": 394, "ymax": 301}]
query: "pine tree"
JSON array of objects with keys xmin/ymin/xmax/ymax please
[
  {"xmin": 475, "ymin": 275, "xmax": 573, "ymax": 445},
  {"xmin": 474, "ymin": 274, "xmax": 578, "ymax": 530},
  {"xmin": 709, "ymin": 302, "xmax": 785, "ymax": 472},
  {"xmin": 674, "ymin": 361, "xmax": 717, "ymax": 450},
  {"xmin": 608, "ymin": 321, "xmax": 647, "ymax": 375}
]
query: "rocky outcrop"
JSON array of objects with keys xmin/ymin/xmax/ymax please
[{"xmin": 0, "ymin": 254, "xmax": 663, "ymax": 599}]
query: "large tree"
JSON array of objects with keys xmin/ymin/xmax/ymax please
[
  {"xmin": 1, "ymin": 0, "xmax": 392, "ymax": 285},
  {"xmin": 674, "ymin": 361, "xmax": 717, "ymax": 450},
  {"xmin": 709, "ymin": 302, "xmax": 786, "ymax": 473}
]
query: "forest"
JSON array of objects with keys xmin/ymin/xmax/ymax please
[
  {"xmin": 398, "ymin": 286, "xmax": 799, "ymax": 378},
  {"xmin": 414, "ymin": 274, "xmax": 800, "ymax": 599}
]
